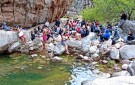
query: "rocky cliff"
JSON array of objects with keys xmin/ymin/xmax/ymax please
[
  {"xmin": 67, "ymin": 0, "xmax": 92, "ymax": 15},
  {"xmin": 0, "ymin": 0, "xmax": 72, "ymax": 27}
]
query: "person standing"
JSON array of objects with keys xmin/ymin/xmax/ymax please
[
  {"xmin": 42, "ymin": 28, "xmax": 48, "ymax": 49},
  {"xmin": 118, "ymin": 12, "xmax": 127, "ymax": 28}
]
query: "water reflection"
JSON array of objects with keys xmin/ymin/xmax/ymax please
[{"xmin": 67, "ymin": 64, "xmax": 95, "ymax": 85}]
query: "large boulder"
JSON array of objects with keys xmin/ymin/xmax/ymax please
[
  {"xmin": 53, "ymin": 43, "xmax": 65, "ymax": 55},
  {"xmin": 120, "ymin": 45, "xmax": 135, "ymax": 59},
  {"xmin": 82, "ymin": 76, "xmax": 135, "ymax": 85},
  {"xmin": 121, "ymin": 20, "xmax": 135, "ymax": 36},
  {"xmin": 0, "ymin": 0, "xmax": 72, "ymax": 27},
  {"xmin": 8, "ymin": 42, "xmax": 21, "ymax": 53},
  {"xmin": 68, "ymin": 39, "xmax": 82, "ymax": 48},
  {"xmin": 127, "ymin": 61, "xmax": 135, "ymax": 76},
  {"xmin": 109, "ymin": 47, "xmax": 119, "ymax": 60},
  {"xmin": 0, "ymin": 30, "xmax": 31, "ymax": 54}
]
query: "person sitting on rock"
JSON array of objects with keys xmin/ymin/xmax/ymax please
[
  {"xmin": 111, "ymin": 26, "xmax": 120, "ymax": 45},
  {"xmin": 127, "ymin": 31, "xmax": 134, "ymax": 41},
  {"xmin": 80, "ymin": 25, "xmax": 89, "ymax": 37},
  {"xmin": 16, "ymin": 26, "xmax": 26, "ymax": 45},
  {"xmin": 2, "ymin": 22, "xmax": 11, "ymax": 31},
  {"xmin": 107, "ymin": 22, "xmax": 113, "ymax": 34},
  {"xmin": 31, "ymin": 30, "xmax": 35, "ymax": 41},
  {"xmin": 100, "ymin": 29, "xmax": 111, "ymax": 42}
]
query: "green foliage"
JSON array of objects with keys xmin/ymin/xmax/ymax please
[
  {"xmin": 82, "ymin": 0, "xmax": 135, "ymax": 22},
  {"xmin": 107, "ymin": 60, "xmax": 116, "ymax": 68}
]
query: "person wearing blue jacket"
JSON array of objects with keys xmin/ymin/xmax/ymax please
[{"xmin": 100, "ymin": 29, "xmax": 111, "ymax": 42}]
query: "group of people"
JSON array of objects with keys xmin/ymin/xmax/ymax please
[{"xmin": 1, "ymin": 13, "xmax": 135, "ymax": 54}]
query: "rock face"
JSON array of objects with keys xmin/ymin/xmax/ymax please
[
  {"xmin": 67, "ymin": 0, "xmax": 93, "ymax": 15},
  {"xmin": 122, "ymin": 20, "xmax": 135, "ymax": 36},
  {"xmin": 0, "ymin": 0, "xmax": 72, "ymax": 27}
]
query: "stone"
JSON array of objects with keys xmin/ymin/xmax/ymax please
[
  {"xmin": 53, "ymin": 43, "xmax": 65, "ymax": 55},
  {"xmin": 99, "ymin": 44, "xmax": 110, "ymax": 55},
  {"xmin": 112, "ymin": 71, "xmax": 130, "ymax": 77},
  {"xmin": 102, "ymin": 60, "xmax": 108, "ymax": 64},
  {"xmin": 91, "ymin": 40, "xmax": 100, "ymax": 46},
  {"xmin": 0, "ymin": 0, "xmax": 73, "ymax": 27},
  {"xmin": 91, "ymin": 53, "xmax": 99, "ymax": 58},
  {"xmin": 8, "ymin": 42, "xmax": 20, "ymax": 53},
  {"xmin": 102, "ymin": 39, "xmax": 112, "ymax": 47},
  {"xmin": 114, "ymin": 65, "xmax": 121, "ymax": 72},
  {"xmin": 114, "ymin": 43, "xmax": 121, "ymax": 49},
  {"xmin": 93, "ymin": 69, "xmax": 100, "ymax": 74},
  {"xmin": 109, "ymin": 47, "xmax": 119, "ymax": 60},
  {"xmin": 122, "ymin": 64, "xmax": 128, "ymax": 70},
  {"xmin": 120, "ymin": 60, "xmax": 131, "ymax": 64},
  {"xmin": 98, "ymin": 72, "xmax": 111, "ymax": 78},
  {"xmin": 31, "ymin": 54, "xmax": 38, "ymax": 58},
  {"xmin": 84, "ymin": 76, "xmax": 135, "ymax": 85},
  {"xmin": 120, "ymin": 45, "xmax": 135, "ymax": 59},
  {"xmin": 121, "ymin": 20, "xmax": 135, "ymax": 36},
  {"xmin": 89, "ymin": 46, "xmax": 97, "ymax": 54},
  {"xmin": 76, "ymin": 55, "xmax": 84, "ymax": 59},
  {"xmin": 37, "ymin": 67, "xmax": 43, "ymax": 69},
  {"xmin": 81, "ymin": 45, "xmax": 90, "ymax": 52},
  {"xmin": 127, "ymin": 61, "xmax": 135, "ymax": 76},
  {"xmin": 51, "ymin": 56, "xmax": 63, "ymax": 62},
  {"xmin": 68, "ymin": 39, "xmax": 82, "ymax": 49},
  {"xmin": 91, "ymin": 62, "xmax": 98, "ymax": 65}
]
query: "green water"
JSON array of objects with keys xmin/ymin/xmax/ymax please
[{"xmin": 0, "ymin": 53, "xmax": 95, "ymax": 85}]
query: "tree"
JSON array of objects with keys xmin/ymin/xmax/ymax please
[{"xmin": 82, "ymin": 0, "xmax": 135, "ymax": 22}]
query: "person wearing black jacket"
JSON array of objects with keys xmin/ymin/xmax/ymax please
[{"xmin": 118, "ymin": 12, "xmax": 127, "ymax": 28}]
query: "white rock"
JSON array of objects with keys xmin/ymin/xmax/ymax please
[
  {"xmin": 51, "ymin": 56, "xmax": 63, "ymax": 62},
  {"xmin": 115, "ymin": 43, "xmax": 121, "ymax": 49},
  {"xmin": 91, "ymin": 40, "xmax": 100, "ymax": 46},
  {"xmin": 98, "ymin": 72, "xmax": 111, "ymax": 79},
  {"xmin": 120, "ymin": 45, "xmax": 135, "ymax": 59},
  {"xmin": 8, "ymin": 42, "xmax": 20, "ymax": 53},
  {"xmin": 91, "ymin": 62, "xmax": 98, "ymax": 65},
  {"xmin": 109, "ymin": 47, "xmax": 119, "ymax": 60},
  {"xmin": 127, "ymin": 61, "xmax": 135, "ymax": 76},
  {"xmin": 31, "ymin": 54, "xmax": 38, "ymax": 57},
  {"xmin": 53, "ymin": 44, "xmax": 65, "ymax": 55},
  {"xmin": 89, "ymin": 46, "xmax": 97, "ymax": 54},
  {"xmin": 84, "ymin": 76, "xmax": 135, "ymax": 85},
  {"xmin": 122, "ymin": 64, "xmax": 128, "ymax": 70},
  {"xmin": 112, "ymin": 71, "xmax": 130, "ymax": 77},
  {"xmin": 68, "ymin": 39, "xmax": 82, "ymax": 48},
  {"xmin": 103, "ymin": 39, "xmax": 112, "ymax": 47},
  {"xmin": 91, "ymin": 54, "xmax": 99, "ymax": 58},
  {"xmin": 102, "ymin": 60, "xmax": 108, "ymax": 64}
]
